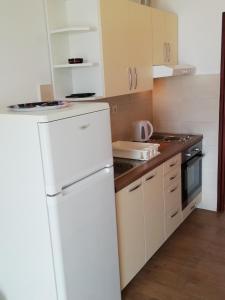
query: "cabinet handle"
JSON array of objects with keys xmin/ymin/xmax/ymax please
[
  {"xmin": 128, "ymin": 67, "xmax": 133, "ymax": 90},
  {"xmin": 166, "ymin": 43, "xmax": 169, "ymax": 63},
  {"xmin": 169, "ymin": 175, "xmax": 177, "ymax": 181},
  {"xmin": 134, "ymin": 67, "xmax": 138, "ymax": 90},
  {"xmin": 129, "ymin": 183, "xmax": 141, "ymax": 193},
  {"xmin": 171, "ymin": 210, "xmax": 179, "ymax": 218},
  {"xmin": 164, "ymin": 42, "xmax": 167, "ymax": 63},
  {"xmin": 170, "ymin": 186, "xmax": 178, "ymax": 193},
  {"xmin": 169, "ymin": 161, "xmax": 177, "ymax": 168},
  {"xmin": 145, "ymin": 173, "xmax": 156, "ymax": 182},
  {"xmin": 168, "ymin": 43, "xmax": 171, "ymax": 63}
]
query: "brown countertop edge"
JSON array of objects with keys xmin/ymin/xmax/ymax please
[{"xmin": 114, "ymin": 135, "xmax": 203, "ymax": 193}]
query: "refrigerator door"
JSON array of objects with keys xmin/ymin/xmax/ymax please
[
  {"xmin": 38, "ymin": 109, "xmax": 113, "ymax": 195},
  {"xmin": 47, "ymin": 167, "xmax": 121, "ymax": 300}
]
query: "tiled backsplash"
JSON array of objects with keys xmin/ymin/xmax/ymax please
[
  {"xmin": 153, "ymin": 74, "xmax": 220, "ymax": 211},
  {"xmin": 40, "ymin": 85, "xmax": 153, "ymax": 142},
  {"xmin": 103, "ymin": 91, "xmax": 153, "ymax": 142}
]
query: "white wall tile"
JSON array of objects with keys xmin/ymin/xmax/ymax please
[{"xmin": 153, "ymin": 74, "xmax": 219, "ymax": 211}]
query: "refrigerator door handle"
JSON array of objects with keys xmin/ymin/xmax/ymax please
[{"xmin": 60, "ymin": 167, "xmax": 113, "ymax": 196}]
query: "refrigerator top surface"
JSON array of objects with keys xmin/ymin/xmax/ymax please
[{"xmin": 0, "ymin": 102, "xmax": 109, "ymax": 122}]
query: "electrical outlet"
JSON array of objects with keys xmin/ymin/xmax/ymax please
[{"xmin": 111, "ymin": 104, "xmax": 118, "ymax": 114}]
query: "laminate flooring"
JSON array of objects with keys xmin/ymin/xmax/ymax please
[{"xmin": 122, "ymin": 209, "xmax": 225, "ymax": 300}]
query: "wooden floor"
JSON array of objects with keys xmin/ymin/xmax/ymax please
[{"xmin": 122, "ymin": 209, "xmax": 225, "ymax": 300}]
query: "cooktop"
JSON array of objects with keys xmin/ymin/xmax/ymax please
[{"xmin": 149, "ymin": 133, "xmax": 193, "ymax": 143}]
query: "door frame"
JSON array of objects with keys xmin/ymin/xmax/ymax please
[{"xmin": 218, "ymin": 12, "xmax": 225, "ymax": 212}]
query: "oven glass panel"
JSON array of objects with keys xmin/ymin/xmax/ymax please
[{"xmin": 182, "ymin": 155, "xmax": 202, "ymax": 209}]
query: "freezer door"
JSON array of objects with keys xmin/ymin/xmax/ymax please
[
  {"xmin": 47, "ymin": 167, "xmax": 121, "ymax": 300},
  {"xmin": 38, "ymin": 109, "xmax": 113, "ymax": 195}
]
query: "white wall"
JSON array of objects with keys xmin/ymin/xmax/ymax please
[
  {"xmin": 151, "ymin": 0, "xmax": 225, "ymax": 74},
  {"xmin": 151, "ymin": 0, "xmax": 223, "ymax": 211},
  {"xmin": 0, "ymin": 0, "xmax": 51, "ymax": 106},
  {"xmin": 153, "ymin": 75, "xmax": 219, "ymax": 211}
]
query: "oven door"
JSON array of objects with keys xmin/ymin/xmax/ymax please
[{"xmin": 182, "ymin": 154, "xmax": 203, "ymax": 209}]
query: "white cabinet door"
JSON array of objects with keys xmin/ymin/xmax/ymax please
[
  {"xmin": 142, "ymin": 165, "xmax": 165, "ymax": 261},
  {"xmin": 116, "ymin": 179, "xmax": 145, "ymax": 289},
  {"xmin": 47, "ymin": 167, "xmax": 121, "ymax": 300},
  {"xmin": 38, "ymin": 109, "xmax": 113, "ymax": 195}
]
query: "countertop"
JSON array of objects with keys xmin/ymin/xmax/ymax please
[{"xmin": 114, "ymin": 134, "xmax": 203, "ymax": 193}]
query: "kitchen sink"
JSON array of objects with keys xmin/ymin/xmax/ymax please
[
  {"xmin": 114, "ymin": 161, "xmax": 133, "ymax": 178},
  {"xmin": 113, "ymin": 158, "xmax": 144, "ymax": 178}
]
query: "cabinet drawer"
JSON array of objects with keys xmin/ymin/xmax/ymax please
[
  {"xmin": 182, "ymin": 193, "xmax": 202, "ymax": 221},
  {"xmin": 166, "ymin": 206, "xmax": 182, "ymax": 239},
  {"xmin": 164, "ymin": 167, "xmax": 181, "ymax": 188},
  {"xmin": 164, "ymin": 153, "xmax": 181, "ymax": 175},
  {"xmin": 164, "ymin": 181, "xmax": 181, "ymax": 213}
]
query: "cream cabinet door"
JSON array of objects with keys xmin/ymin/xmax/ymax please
[
  {"xmin": 152, "ymin": 8, "xmax": 166, "ymax": 65},
  {"xmin": 165, "ymin": 12, "xmax": 178, "ymax": 65},
  {"xmin": 142, "ymin": 165, "xmax": 165, "ymax": 262},
  {"xmin": 152, "ymin": 8, "xmax": 178, "ymax": 66},
  {"xmin": 128, "ymin": 2, "xmax": 153, "ymax": 92},
  {"xmin": 100, "ymin": 0, "xmax": 130, "ymax": 97},
  {"xmin": 116, "ymin": 179, "xmax": 145, "ymax": 289}
]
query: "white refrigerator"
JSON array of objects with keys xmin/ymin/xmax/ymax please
[{"xmin": 0, "ymin": 102, "xmax": 121, "ymax": 300}]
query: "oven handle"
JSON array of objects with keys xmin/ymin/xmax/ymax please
[{"xmin": 183, "ymin": 153, "xmax": 205, "ymax": 167}]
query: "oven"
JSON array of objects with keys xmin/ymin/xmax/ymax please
[{"xmin": 182, "ymin": 141, "xmax": 203, "ymax": 210}]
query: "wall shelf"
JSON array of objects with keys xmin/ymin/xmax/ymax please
[
  {"xmin": 50, "ymin": 26, "xmax": 94, "ymax": 34},
  {"xmin": 45, "ymin": 0, "xmax": 104, "ymax": 99},
  {"xmin": 54, "ymin": 62, "xmax": 97, "ymax": 69},
  {"xmin": 66, "ymin": 96, "xmax": 103, "ymax": 101}
]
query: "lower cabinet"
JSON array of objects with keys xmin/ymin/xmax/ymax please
[
  {"xmin": 143, "ymin": 165, "xmax": 165, "ymax": 261},
  {"xmin": 116, "ymin": 178, "xmax": 145, "ymax": 289},
  {"xmin": 115, "ymin": 154, "xmax": 182, "ymax": 290}
]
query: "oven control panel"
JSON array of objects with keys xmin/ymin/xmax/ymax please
[{"xmin": 182, "ymin": 141, "xmax": 202, "ymax": 163}]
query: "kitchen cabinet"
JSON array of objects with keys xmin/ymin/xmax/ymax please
[
  {"xmin": 152, "ymin": 8, "xmax": 178, "ymax": 66},
  {"xmin": 142, "ymin": 165, "xmax": 165, "ymax": 261},
  {"xmin": 116, "ymin": 164, "xmax": 165, "ymax": 289},
  {"xmin": 44, "ymin": 0, "xmax": 153, "ymax": 100},
  {"xmin": 101, "ymin": 0, "xmax": 153, "ymax": 97},
  {"xmin": 127, "ymin": 1, "xmax": 153, "ymax": 93},
  {"xmin": 116, "ymin": 178, "xmax": 145, "ymax": 289},
  {"xmin": 100, "ymin": 0, "xmax": 129, "ymax": 97},
  {"xmin": 116, "ymin": 154, "xmax": 183, "ymax": 289}
]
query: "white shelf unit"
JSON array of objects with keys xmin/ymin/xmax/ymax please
[
  {"xmin": 65, "ymin": 96, "xmax": 103, "ymax": 102},
  {"xmin": 44, "ymin": 0, "xmax": 104, "ymax": 100},
  {"xmin": 50, "ymin": 26, "xmax": 94, "ymax": 34},
  {"xmin": 54, "ymin": 62, "xmax": 97, "ymax": 69}
]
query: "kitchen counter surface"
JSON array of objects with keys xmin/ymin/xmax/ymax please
[{"xmin": 114, "ymin": 134, "xmax": 203, "ymax": 192}]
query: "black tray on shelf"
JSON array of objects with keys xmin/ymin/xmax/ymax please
[{"xmin": 66, "ymin": 93, "xmax": 96, "ymax": 98}]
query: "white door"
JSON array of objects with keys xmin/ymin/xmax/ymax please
[
  {"xmin": 38, "ymin": 109, "xmax": 113, "ymax": 195},
  {"xmin": 47, "ymin": 167, "xmax": 121, "ymax": 300}
]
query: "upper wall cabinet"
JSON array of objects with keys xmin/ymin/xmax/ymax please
[
  {"xmin": 152, "ymin": 8, "xmax": 178, "ymax": 66},
  {"xmin": 100, "ymin": 0, "xmax": 153, "ymax": 97},
  {"xmin": 44, "ymin": 0, "xmax": 153, "ymax": 100}
]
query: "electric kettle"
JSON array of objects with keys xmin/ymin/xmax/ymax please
[{"xmin": 132, "ymin": 120, "xmax": 154, "ymax": 142}]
